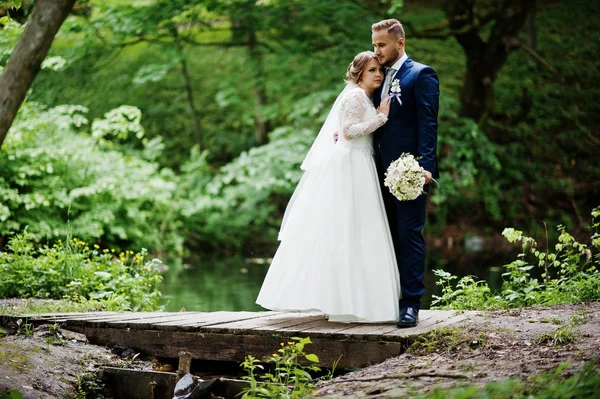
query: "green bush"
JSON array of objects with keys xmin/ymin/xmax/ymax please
[
  {"xmin": 431, "ymin": 207, "xmax": 600, "ymax": 310},
  {"xmin": 0, "ymin": 230, "xmax": 163, "ymax": 311},
  {"xmin": 0, "ymin": 102, "xmax": 184, "ymax": 255},
  {"xmin": 240, "ymin": 337, "xmax": 325, "ymax": 399},
  {"xmin": 178, "ymin": 89, "xmax": 338, "ymax": 252}
]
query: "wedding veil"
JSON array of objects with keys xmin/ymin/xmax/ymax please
[
  {"xmin": 278, "ymin": 81, "xmax": 357, "ymax": 240},
  {"xmin": 301, "ymin": 81, "xmax": 356, "ymax": 171}
]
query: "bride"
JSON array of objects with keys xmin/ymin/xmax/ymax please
[{"xmin": 256, "ymin": 51, "xmax": 400, "ymax": 323}]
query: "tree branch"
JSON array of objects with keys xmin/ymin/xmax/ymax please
[
  {"xmin": 403, "ymin": 20, "xmax": 449, "ymax": 34},
  {"xmin": 506, "ymin": 37, "xmax": 557, "ymax": 73},
  {"xmin": 386, "ymin": 21, "xmax": 452, "ymax": 40},
  {"xmin": 410, "ymin": 32, "xmax": 451, "ymax": 40},
  {"xmin": 0, "ymin": 0, "xmax": 76, "ymax": 149}
]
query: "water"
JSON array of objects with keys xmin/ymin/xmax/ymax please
[
  {"xmin": 160, "ymin": 247, "xmax": 513, "ymax": 312},
  {"xmin": 160, "ymin": 257, "xmax": 268, "ymax": 312}
]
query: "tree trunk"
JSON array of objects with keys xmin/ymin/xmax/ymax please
[
  {"xmin": 175, "ymin": 39, "xmax": 203, "ymax": 149},
  {"xmin": 0, "ymin": 0, "xmax": 76, "ymax": 149},
  {"xmin": 527, "ymin": 3, "xmax": 537, "ymax": 53},
  {"xmin": 248, "ymin": 29, "xmax": 270, "ymax": 146},
  {"xmin": 460, "ymin": 56, "xmax": 495, "ymax": 122},
  {"xmin": 231, "ymin": 1, "xmax": 270, "ymax": 146},
  {"xmin": 445, "ymin": 0, "xmax": 536, "ymax": 121}
]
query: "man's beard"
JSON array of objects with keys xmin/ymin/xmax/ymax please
[{"xmin": 384, "ymin": 49, "xmax": 400, "ymax": 67}]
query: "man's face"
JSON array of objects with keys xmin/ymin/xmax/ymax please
[{"xmin": 372, "ymin": 30, "xmax": 403, "ymax": 67}]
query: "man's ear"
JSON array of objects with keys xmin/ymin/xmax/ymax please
[{"xmin": 397, "ymin": 37, "xmax": 404, "ymax": 49}]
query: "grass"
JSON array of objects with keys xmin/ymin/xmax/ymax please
[
  {"xmin": 0, "ymin": 298, "xmax": 105, "ymax": 316},
  {"xmin": 412, "ymin": 361, "xmax": 600, "ymax": 399}
]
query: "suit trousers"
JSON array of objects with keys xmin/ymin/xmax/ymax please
[{"xmin": 380, "ymin": 173, "xmax": 428, "ymax": 309}]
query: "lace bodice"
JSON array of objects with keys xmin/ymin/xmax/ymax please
[{"xmin": 339, "ymin": 88, "xmax": 388, "ymax": 150}]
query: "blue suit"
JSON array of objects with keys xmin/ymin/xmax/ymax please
[{"xmin": 373, "ymin": 56, "xmax": 439, "ymax": 309}]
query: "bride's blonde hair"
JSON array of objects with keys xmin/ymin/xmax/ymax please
[{"xmin": 346, "ymin": 51, "xmax": 377, "ymax": 84}]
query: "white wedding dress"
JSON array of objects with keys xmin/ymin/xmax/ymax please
[{"xmin": 256, "ymin": 85, "xmax": 400, "ymax": 323}]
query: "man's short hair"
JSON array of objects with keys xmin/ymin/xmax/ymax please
[{"xmin": 371, "ymin": 19, "xmax": 405, "ymax": 40}]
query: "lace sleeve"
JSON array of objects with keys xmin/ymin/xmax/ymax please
[{"xmin": 341, "ymin": 89, "xmax": 388, "ymax": 140}]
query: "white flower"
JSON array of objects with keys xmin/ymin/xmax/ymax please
[
  {"xmin": 390, "ymin": 79, "xmax": 401, "ymax": 94},
  {"xmin": 388, "ymin": 79, "xmax": 402, "ymax": 105},
  {"xmin": 383, "ymin": 153, "xmax": 425, "ymax": 201},
  {"xmin": 41, "ymin": 56, "xmax": 67, "ymax": 71}
]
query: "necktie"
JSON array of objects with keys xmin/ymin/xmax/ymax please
[{"xmin": 381, "ymin": 67, "xmax": 396, "ymax": 100}]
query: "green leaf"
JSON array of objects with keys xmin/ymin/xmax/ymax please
[
  {"xmin": 94, "ymin": 271, "xmax": 112, "ymax": 279},
  {"xmin": 304, "ymin": 353, "xmax": 319, "ymax": 363},
  {"xmin": 1, "ymin": 390, "xmax": 25, "ymax": 399}
]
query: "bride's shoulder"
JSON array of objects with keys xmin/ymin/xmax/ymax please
[
  {"xmin": 346, "ymin": 86, "xmax": 366, "ymax": 97},
  {"xmin": 342, "ymin": 86, "xmax": 368, "ymax": 104}
]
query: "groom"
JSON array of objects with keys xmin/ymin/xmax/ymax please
[{"xmin": 371, "ymin": 19, "xmax": 440, "ymax": 328}]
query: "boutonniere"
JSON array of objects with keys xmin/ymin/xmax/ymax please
[{"xmin": 388, "ymin": 79, "xmax": 402, "ymax": 105}]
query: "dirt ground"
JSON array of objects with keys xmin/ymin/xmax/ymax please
[
  {"xmin": 314, "ymin": 301, "xmax": 600, "ymax": 398},
  {"xmin": 0, "ymin": 301, "xmax": 599, "ymax": 398},
  {"xmin": 0, "ymin": 323, "xmax": 129, "ymax": 398}
]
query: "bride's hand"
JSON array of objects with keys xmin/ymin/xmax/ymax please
[{"xmin": 377, "ymin": 97, "xmax": 391, "ymax": 117}]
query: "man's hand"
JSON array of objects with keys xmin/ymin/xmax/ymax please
[
  {"xmin": 333, "ymin": 131, "xmax": 339, "ymax": 143},
  {"xmin": 423, "ymin": 170, "xmax": 432, "ymax": 184}
]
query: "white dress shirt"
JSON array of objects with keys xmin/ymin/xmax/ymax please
[{"xmin": 381, "ymin": 53, "xmax": 408, "ymax": 100}]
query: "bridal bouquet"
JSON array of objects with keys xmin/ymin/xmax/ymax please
[{"xmin": 384, "ymin": 153, "xmax": 425, "ymax": 201}]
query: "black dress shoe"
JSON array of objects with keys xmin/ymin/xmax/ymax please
[{"xmin": 397, "ymin": 307, "xmax": 419, "ymax": 328}]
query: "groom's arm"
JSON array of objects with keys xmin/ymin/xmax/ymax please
[{"xmin": 415, "ymin": 67, "xmax": 439, "ymax": 181}]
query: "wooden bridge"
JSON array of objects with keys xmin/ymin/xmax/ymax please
[{"xmin": 5, "ymin": 309, "xmax": 476, "ymax": 368}]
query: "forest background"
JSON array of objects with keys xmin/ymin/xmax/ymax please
[{"xmin": 0, "ymin": 0, "xmax": 598, "ymax": 267}]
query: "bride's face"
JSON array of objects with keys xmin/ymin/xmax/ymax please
[{"xmin": 359, "ymin": 58, "xmax": 384, "ymax": 91}]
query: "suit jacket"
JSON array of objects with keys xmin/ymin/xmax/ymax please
[{"xmin": 373, "ymin": 56, "xmax": 440, "ymax": 179}]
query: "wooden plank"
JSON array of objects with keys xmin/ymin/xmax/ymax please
[
  {"xmin": 101, "ymin": 312, "xmax": 213, "ymax": 330},
  {"xmin": 298, "ymin": 321, "xmax": 373, "ymax": 336},
  {"xmin": 253, "ymin": 314, "xmax": 327, "ymax": 332},
  {"xmin": 71, "ymin": 326, "xmax": 404, "ymax": 368},
  {"xmin": 171, "ymin": 311, "xmax": 275, "ymax": 326},
  {"xmin": 269, "ymin": 318, "xmax": 342, "ymax": 335},
  {"xmin": 183, "ymin": 312, "xmax": 299, "ymax": 330},
  {"xmin": 45, "ymin": 311, "xmax": 124, "ymax": 319},
  {"xmin": 2, "ymin": 312, "xmax": 124, "ymax": 326},
  {"xmin": 335, "ymin": 311, "xmax": 442, "ymax": 340},
  {"xmin": 337, "ymin": 323, "xmax": 397, "ymax": 337},
  {"xmin": 196, "ymin": 312, "xmax": 317, "ymax": 331},
  {"xmin": 54, "ymin": 312, "xmax": 145, "ymax": 324},
  {"xmin": 13, "ymin": 312, "xmax": 122, "ymax": 323},
  {"xmin": 156, "ymin": 311, "xmax": 276, "ymax": 332},
  {"xmin": 17, "ymin": 312, "xmax": 97, "ymax": 319},
  {"xmin": 382, "ymin": 311, "xmax": 473, "ymax": 338},
  {"xmin": 64, "ymin": 312, "xmax": 198, "ymax": 328}
]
